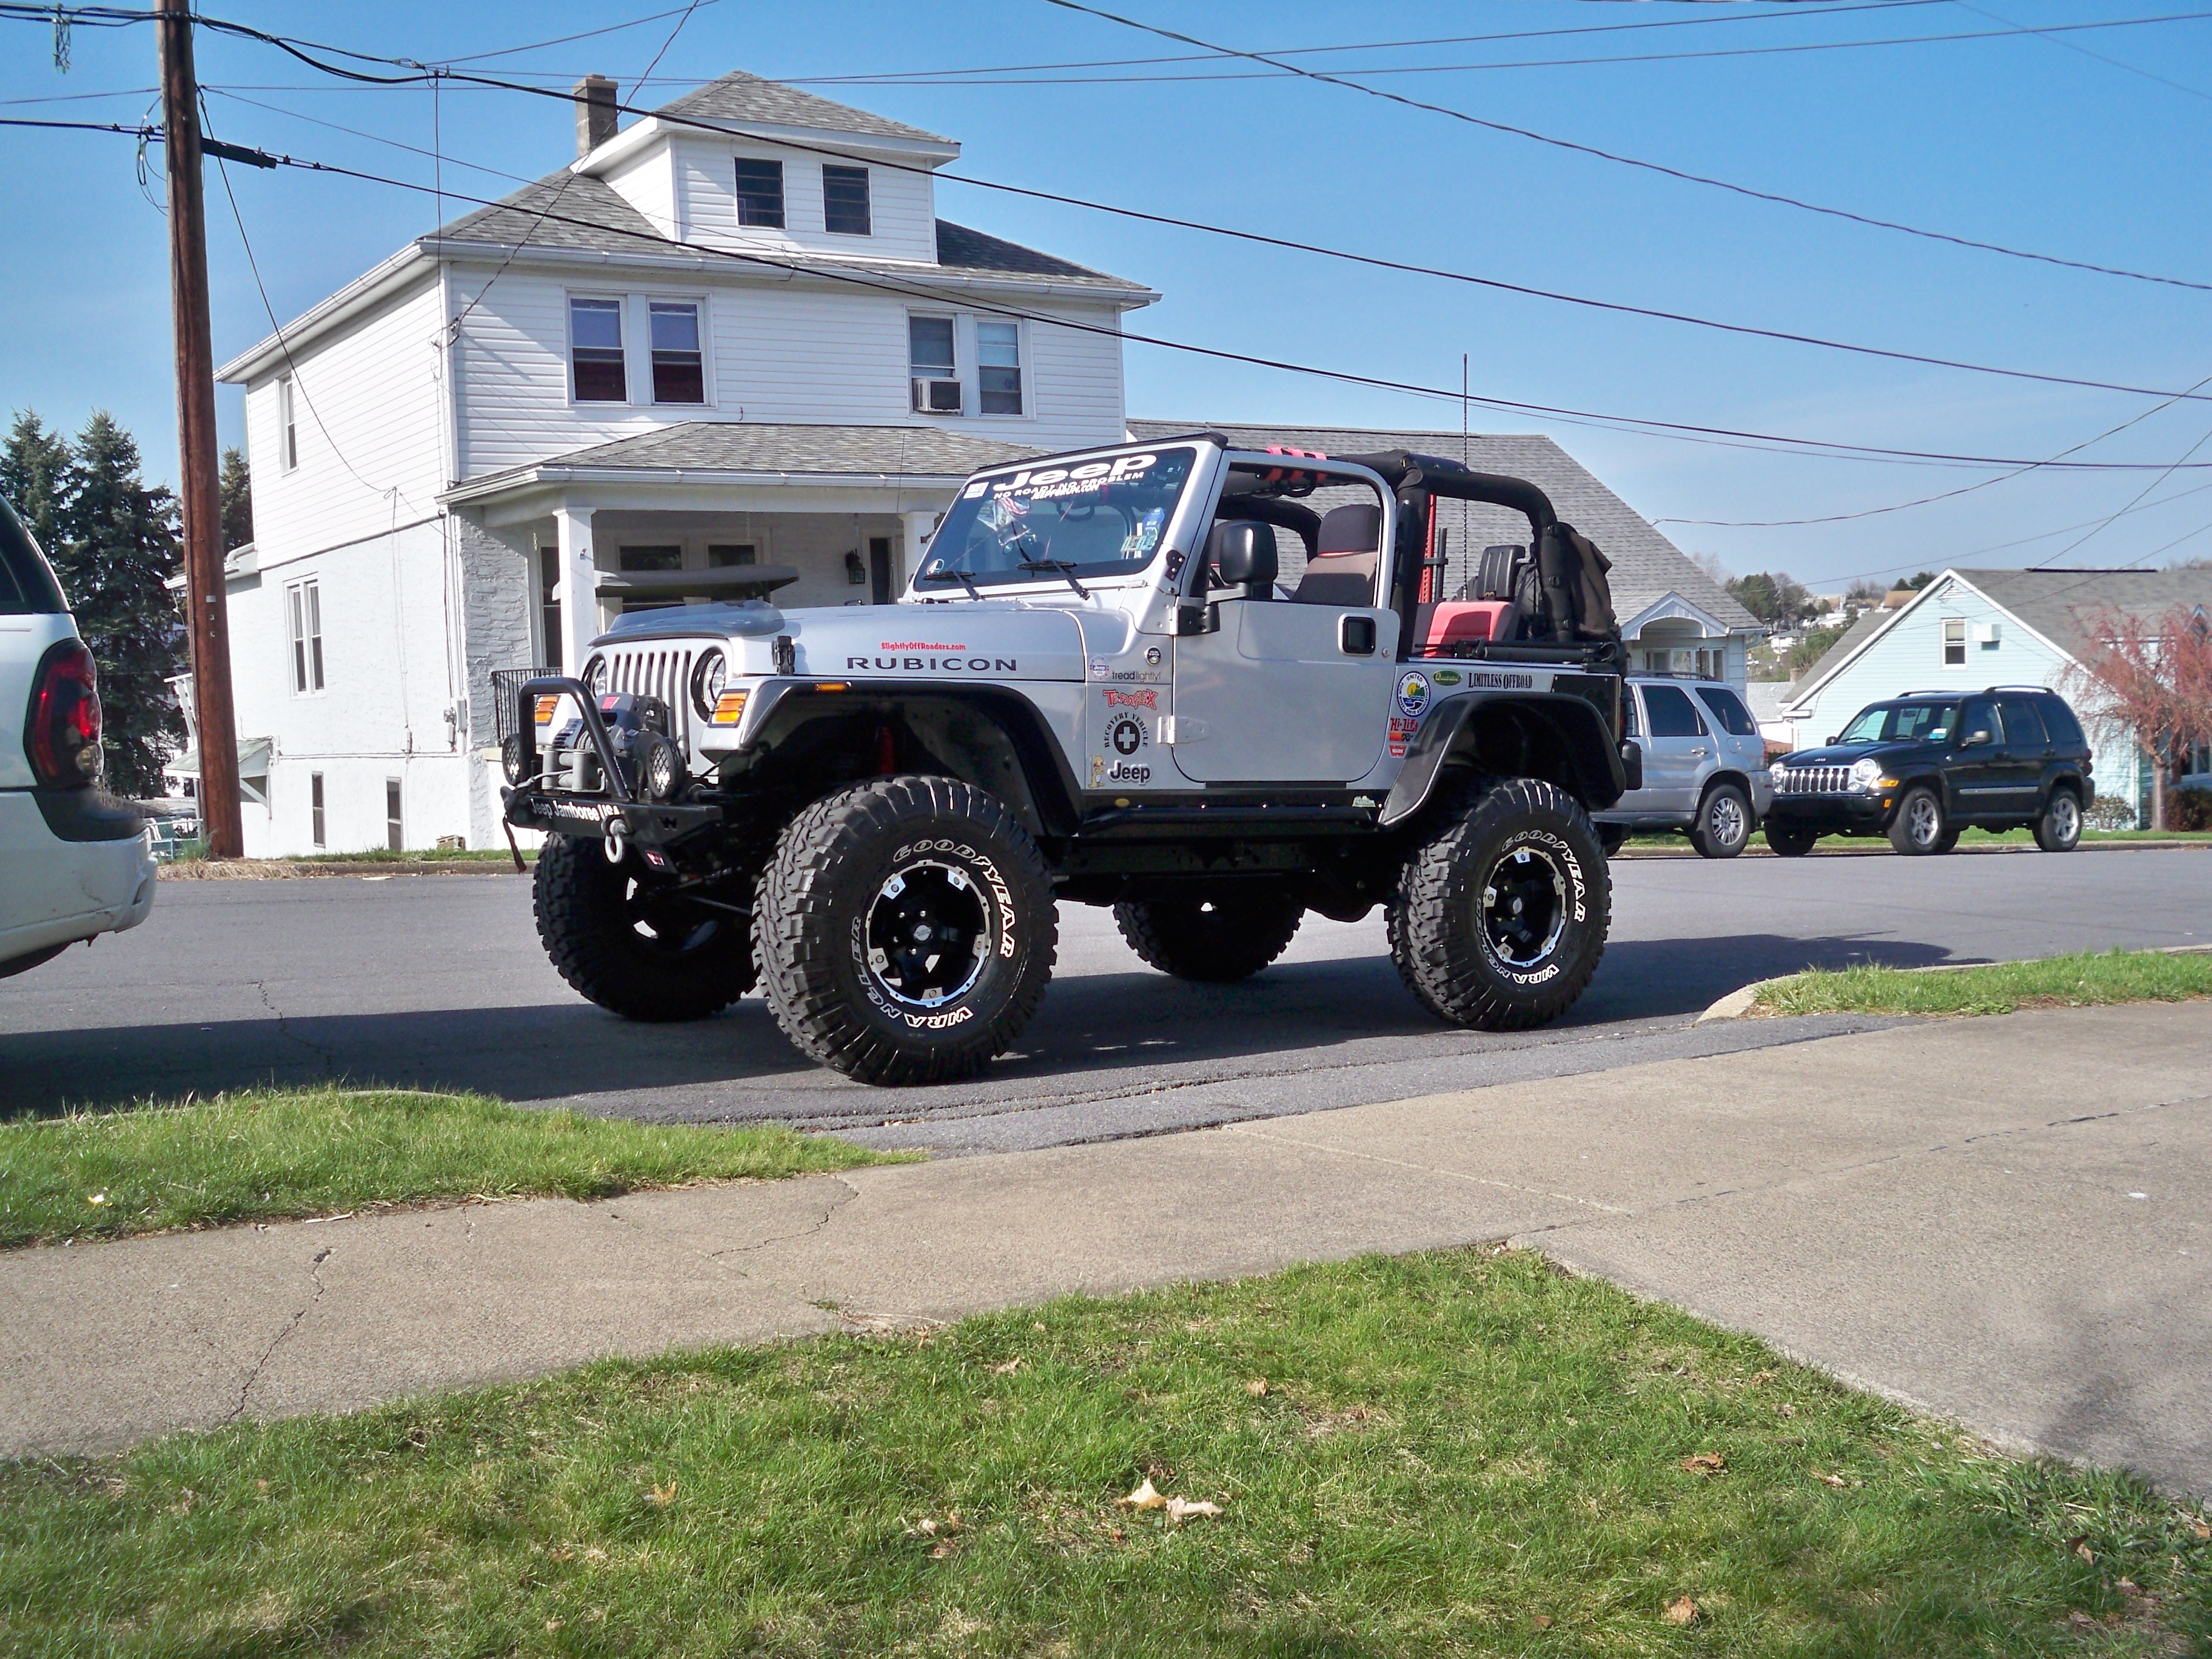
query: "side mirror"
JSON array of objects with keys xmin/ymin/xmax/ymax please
[
  {"xmin": 1963, "ymin": 726, "xmax": 1994, "ymax": 748},
  {"xmin": 1204, "ymin": 520, "xmax": 1278, "ymax": 591},
  {"xmin": 1825, "ymin": 736, "xmax": 1837, "ymax": 746}
]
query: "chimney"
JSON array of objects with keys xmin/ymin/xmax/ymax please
[{"xmin": 573, "ymin": 75, "xmax": 618, "ymax": 158}]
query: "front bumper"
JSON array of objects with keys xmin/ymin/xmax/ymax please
[
  {"xmin": 503, "ymin": 788, "xmax": 720, "ymax": 848},
  {"xmin": 1764, "ymin": 790, "xmax": 1892, "ymax": 832}
]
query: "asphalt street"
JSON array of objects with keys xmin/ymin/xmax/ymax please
[{"xmin": 4, "ymin": 846, "xmax": 2207, "ymax": 1151}]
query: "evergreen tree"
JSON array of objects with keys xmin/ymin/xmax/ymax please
[
  {"xmin": 53, "ymin": 413, "xmax": 186, "ymax": 797},
  {"xmin": 0, "ymin": 410, "xmax": 73, "ymax": 553},
  {"xmin": 219, "ymin": 444, "xmax": 253, "ymax": 552}
]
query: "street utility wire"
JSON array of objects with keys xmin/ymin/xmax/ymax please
[{"xmin": 1041, "ymin": 0, "xmax": 2212, "ymax": 295}]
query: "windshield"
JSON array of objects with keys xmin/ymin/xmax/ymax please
[
  {"xmin": 1837, "ymin": 701, "xmax": 1957, "ymax": 744},
  {"xmin": 918, "ymin": 447, "xmax": 1197, "ymax": 591}
]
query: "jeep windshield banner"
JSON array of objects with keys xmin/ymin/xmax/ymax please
[{"xmin": 917, "ymin": 447, "xmax": 1197, "ymax": 591}]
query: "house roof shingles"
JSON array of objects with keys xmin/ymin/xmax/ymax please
[
  {"xmin": 472, "ymin": 421, "xmax": 1042, "ymax": 487},
  {"xmin": 1129, "ymin": 421, "xmax": 1760, "ymax": 632},
  {"xmin": 653, "ymin": 69, "xmax": 951, "ymax": 146}
]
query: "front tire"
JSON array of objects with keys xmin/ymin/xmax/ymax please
[
  {"xmin": 1114, "ymin": 888, "xmax": 1302, "ymax": 982},
  {"xmin": 754, "ymin": 776, "xmax": 1056, "ymax": 1086},
  {"xmin": 1689, "ymin": 782, "xmax": 1753, "ymax": 859},
  {"xmin": 1888, "ymin": 785, "xmax": 1950, "ymax": 856},
  {"xmin": 1766, "ymin": 824, "xmax": 1819, "ymax": 857},
  {"xmin": 532, "ymin": 835, "xmax": 755, "ymax": 1022},
  {"xmin": 1387, "ymin": 776, "xmax": 1610, "ymax": 1031},
  {"xmin": 2034, "ymin": 788, "xmax": 2082, "ymax": 853}
]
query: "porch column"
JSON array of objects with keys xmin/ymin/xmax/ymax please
[
  {"xmin": 902, "ymin": 511, "xmax": 939, "ymax": 587},
  {"xmin": 551, "ymin": 505, "xmax": 600, "ymax": 674}
]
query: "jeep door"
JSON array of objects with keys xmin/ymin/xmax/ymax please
[
  {"xmin": 1948, "ymin": 695, "xmax": 2011, "ymax": 821},
  {"xmin": 1635, "ymin": 683, "xmax": 1712, "ymax": 813},
  {"xmin": 1170, "ymin": 598, "xmax": 1399, "ymax": 783}
]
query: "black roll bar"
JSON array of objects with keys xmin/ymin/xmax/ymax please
[
  {"xmin": 1333, "ymin": 449, "xmax": 1559, "ymax": 538},
  {"xmin": 514, "ymin": 675, "xmax": 634, "ymax": 805}
]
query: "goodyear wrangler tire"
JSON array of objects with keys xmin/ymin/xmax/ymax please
[
  {"xmin": 754, "ymin": 776, "xmax": 1056, "ymax": 1086},
  {"xmin": 532, "ymin": 835, "xmax": 755, "ymax": 1022},
  {"xmin": 1113, "ymin": 888, "xmax": 1303, "ymax": 982},
  {"xmin": 1387, "ymin": 777, "xmax": 1610, "ymax": 1031}
]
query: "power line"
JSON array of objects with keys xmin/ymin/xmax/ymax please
[
  {"xmin": 1949, "ymin": 0, "xmax": 2212, "ymax": 104},
  {"xmin": 1041, "ymin": 0, "xmax": 2212, "ymax": 295},
  {"xmin": 2032, "ymin": 418, "xmax": 2212, "ymax": 567}
]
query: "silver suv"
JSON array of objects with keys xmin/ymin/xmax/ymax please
[{"xmin": 1596, "ymin": 675, "xmax": 1772, "ymax": 859}]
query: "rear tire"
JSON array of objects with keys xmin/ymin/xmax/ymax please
[
  {"xmin": 1595, "ymin": 822, "xmax": 1630, "ymax": 857},
  {"xmin": 1387, "ymin": 776, "xmax": 1610, "ymax": 1031},
  {"xmin": 2034, "ymin": 788, "xmax": 2082, "ymax": 853},
  {"xmin": 1114, "ymin": 888, "xmax": 1302, "ymax": 982},
  {"xmin": 1888, "ymin": 785, "xmax": 1949, "ymax": 855},
  {"xmin": 1689, "ymin": 782, "xmax": 1753, "ymax": 859},
  {"xmin": 1765, "ymin": 824, "xmax": 1818, "ymax": 857},
  {"xmin": 533, "ymin": 835, "xmax": 755, "ymax": 1022},
  {"xmin": 754, "ymin": 776, "xmax": 1056, "ymax": 1086}
]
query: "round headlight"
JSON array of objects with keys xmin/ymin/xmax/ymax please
[
  {"xmin": 641, "ymin": 732, "xmax": 684, "ymax": 803},
  {"xmin": 1850, "ymin": 757, "xmax": 1883, "ymax": 789},
  {"xmin": 581, "ymin": 654, "xmax": 606, "ymax": 697},
  {"xmin": 691, "ymin": 649, "xmax": 727, "ymax": 720}
]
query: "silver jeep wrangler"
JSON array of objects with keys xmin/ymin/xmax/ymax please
[{"xmin": 503, "ymin": 433, "xmax": 1640, "ymax": 1084}]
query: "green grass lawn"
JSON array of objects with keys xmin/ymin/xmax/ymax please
[
  {"xmin": 1755, "ymin": 947, "xmax": 2212, "ymax": 1019},
  {"xmin": 2, "ymin": 1248, "xmax": 2202, "ymax": 1655},
  {"xmin": 0, "ymin": 1087, "xmax": 899, "ymax": 1249}
]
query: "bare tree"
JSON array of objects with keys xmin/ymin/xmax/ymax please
[{"xmin": 2063, "ymin": 604, "xmax": 2212, "ymax": 830}]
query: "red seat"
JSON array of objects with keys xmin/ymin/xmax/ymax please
[{"xmin": 1424, "ymin": 600, "xmax": 1516, "ymax": 652}]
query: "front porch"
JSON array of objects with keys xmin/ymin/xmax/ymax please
[{"xmin": 1620, "ymin": 592, "xmax": 1759, "ymax": 686}]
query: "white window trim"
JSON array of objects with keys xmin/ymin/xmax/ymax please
[
  {"xmin": 973, "ymin": 315, "xmax": 1028, "ymax": 421},
  {"xmin": 731, "ymin": 153, "xmax": 788, "ymax": 231},
  {"xmin": 642, "ymin": 293, "xmax": 712, "ymax": 409},
  {"xmin": 286, "ymin": 577, "xmax": 324, "ymax": 697},
  {"xmin": 565, "ymin": 290, "xmax": 632, "ymax": 408},
  {"xmin": 820, "ymin": 161, "xmax": 873, "ymax": 236},
  {"xmin": 1941, "ymin": 615, "xmax": 1968, "ymax": 668},
  {"xmin": 278, "ymin": 375, "xmax": 298, "ymax": 472}
]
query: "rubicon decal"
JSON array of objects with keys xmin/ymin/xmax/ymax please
[{"xmin": 848, "ymin": 655, "xmax": 1018, "ymax": 672}]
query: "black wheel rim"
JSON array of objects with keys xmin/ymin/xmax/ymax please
[
  {"xmin": 865, "ymin": 860, "xmax": 989, "ymax": 1008},
  {"xmin": 623, "ymin": 875, "xmax": 725, "ymax": 957},
  {"xmin": 1478, "ymin": 844, "xmax": 1569, "ymax": 970}
]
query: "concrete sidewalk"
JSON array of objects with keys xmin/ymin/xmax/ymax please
[{"xmin": 4, "ymin": 1002, "xmax": 2208, "ymax": 1494}]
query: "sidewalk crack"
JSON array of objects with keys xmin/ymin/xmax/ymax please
[{"xmin": 226, "ymin": 1245, "xmax": 330, "ymax": 1423}]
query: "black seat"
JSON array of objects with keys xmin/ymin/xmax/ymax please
[{"xmin": 1291, "ymin": 503, "xmax": 1383, "ymax": 606}]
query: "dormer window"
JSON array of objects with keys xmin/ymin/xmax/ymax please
[
  {"xmin": 569, "ymin": 297, "xmax": 627, "ymax": 402},
  {"xmin": 823, "ymin": 164, "xmax": 871, "ymax": 235},
  {"xmin": 734, "ymin": 158, "xmax": 784, "ymax": 229}
]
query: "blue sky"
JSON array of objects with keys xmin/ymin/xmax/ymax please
[{"xmin": 4, "ymin": 0, "xmax": 2210, "ymax": 591}]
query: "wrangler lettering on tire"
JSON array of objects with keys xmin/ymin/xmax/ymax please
[
  {"xmin": 1387, "ymin": 777, "xmax": 1610, "ymax": 1030},
  {"xmin": 754, "ymin": 776, "xmax": 1056, "ymax": 1086}
]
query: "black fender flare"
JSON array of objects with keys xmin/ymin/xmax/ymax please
[
  {"xmin": 737, "ymin": 679, "xmax": 1084, "ymax": 838},
  {"xmin": 1381, "ymin": 691, "xmax": 1629, "ymax": 826}
]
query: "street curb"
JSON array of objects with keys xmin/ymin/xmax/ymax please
[
  {"xmin": 159, "ymin": 860, "xmax": 528, "ymax": 880},
  {"xmin": 1694, "ymin": 943, "xmax": 2212, "ymax": 1024},
  {"xmin": 1617, "ymin": 839, "xmax": 2212, "ymax": 860}
]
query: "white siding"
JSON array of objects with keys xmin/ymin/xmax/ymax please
[
  {"xmin": 602, "ymin": 146, "xmax": 677, "ymax": 238},
  {"xmin": 242, "ymin": 276, "xmax": 446, "ymax": 560},
  {"xmin": 667, "ymin": 136, "xmax": 937, "ymax": 264}
]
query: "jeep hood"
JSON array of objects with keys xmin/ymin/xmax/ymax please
[
  {"xmin": 1782, "ymin": 741, "xmax": 1920, "ymax": 768},
  {"xmin": 772, "ymin": 602, "xmax": 1088, "ymax": 683}
]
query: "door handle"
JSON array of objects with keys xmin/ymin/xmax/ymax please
[{"xmin": 1339, "ymin": 615, "xmax": 1376, "ymax": 655}]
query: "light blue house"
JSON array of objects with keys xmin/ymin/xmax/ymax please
[{"xmin": 1781, "ymin": 567, "xmax": 2212, "ymax": 825}]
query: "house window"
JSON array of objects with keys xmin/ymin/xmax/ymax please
[
  {"xmin": 649, "ymin": 301, "xmax": 705, "ymax": 404},
  {"xmin": 734, "ymin": 157, "xmax": 785, "ymax": 228},
  {"xmin": 1942, "ymin": 617, "xmax": 1966, "ymax": 666},
  {"xmin": 568, "ymin": 297, "xmax": 627, "ymax": 402},
  {"xmin": 309, "ymin": 772, "xmax": 326, "ymax": 848},
  {"xmin": 822, "ymin": 164, "xmax": 871, "ymax": 235},
  {"xmin": 910, "ymin": 316, "xmax": 955, "ymax": 378},
  {"xmin": 287, "ymin": 578, "xmax": 323, "ymax": 694},
  {"xmin": 977, "ymin": 321, "xmax": 1023, "ymax": 415},
  {"xmin": 868, "ymin": 535, "xmax": 894, "ymax": 604},
  {"xmin": 619, "ymin": 544, "xmax": 683, "ymax": 612},
  {"xmin": 538, "ymin": 546, "xmax": 563, "ymax": 671},
  {"xmin": 708, "ymin": 543, "xmax": 756, "ymax": 566},
  {"xmin": 278, "ymin": 375, "xmax": 298, "ymax": 472},
  {"xmin": 385, "ymin": 778, "xmax": 403, "ymax": 852}
]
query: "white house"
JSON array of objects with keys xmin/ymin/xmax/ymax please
[
  {"xmin": 1778, "ymin": 566, "xmax": 2212, "ymax": 823},
  {"xmin": 190, "ymin": 70, "xmax": 1156, "ymax": 856}
]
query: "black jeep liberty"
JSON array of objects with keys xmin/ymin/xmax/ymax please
[{"xmin": 1765, "ymin": 686, "xmax": 2092, "ymax": 856}]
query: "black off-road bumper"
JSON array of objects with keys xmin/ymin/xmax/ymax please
[{"xmin": 501, "ymin": 787, "xmax": 721, "ymax": 847}]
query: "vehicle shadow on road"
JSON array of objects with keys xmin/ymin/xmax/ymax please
[{"xmin": 2, "ymin": 932, "xmax": 1963, "ymax": 1119}]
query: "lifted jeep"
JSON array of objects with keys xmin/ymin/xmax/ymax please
[{"xmin": 503, "ymin": 434, "xmax": 1640, "ymax": 1085}]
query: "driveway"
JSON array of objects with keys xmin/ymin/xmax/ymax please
[{"xmin": 3, "ymin": 846, "xmax": 2206, "ymax": 1151}]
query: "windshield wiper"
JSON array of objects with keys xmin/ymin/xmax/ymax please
[
  {"xmin": 1017, "ymin": 558, "xmax": 1090, "ymax": 599},
  {"xmin": 928, "ymin": 565, "xmax": 984, "ymax": 601}
]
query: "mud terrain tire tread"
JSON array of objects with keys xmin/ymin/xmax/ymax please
[
  {"xmin": 754, "ymin": 775, "xmax": 1056, "ymax": 1086},
  {"xmin": 533, "ymin": 835, "xmax": 754, "ymax": 1022},
  {"xmin": 1113, "ymin": 890, "xmax": 1304, "ymax": 982},
  {"xmin": 1386, "ymin": 776, "xmax": 1610, "ymax": 1032}
]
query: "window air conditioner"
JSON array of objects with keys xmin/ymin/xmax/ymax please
[{"xmin": 911, "ymin": 377, "xmax": 962, "ymax": 414}]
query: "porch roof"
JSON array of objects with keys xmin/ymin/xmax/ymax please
[{"xmin": 440, "ymin": 421, "xmax": 1042, "ymax": 511}]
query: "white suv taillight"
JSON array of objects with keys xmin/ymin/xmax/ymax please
[{"xmin": 25, "ymin": 638, "xmax": 104, "ymax": 788}]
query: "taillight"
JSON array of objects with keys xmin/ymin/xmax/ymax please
[{"xmin": 25, "ymin": 638, "xmax": 104, "ymax": 788}]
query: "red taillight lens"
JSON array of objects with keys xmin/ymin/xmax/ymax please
[{"xmin": 26, "ymin": 638, "xmax": 104, "ymax": 789}]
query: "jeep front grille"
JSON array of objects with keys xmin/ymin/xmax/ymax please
[
  {"xmin": 601, "ymin": 645, "xmax": 696, "ymax": 748},
  {"xmin": 1775, "ymin": 765, "xmax": 1851, "ymax": 795}
]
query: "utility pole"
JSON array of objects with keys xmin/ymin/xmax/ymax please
[{"xmin": 158, "ymin": 0, "xmax": 242, "ymax": 859}]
